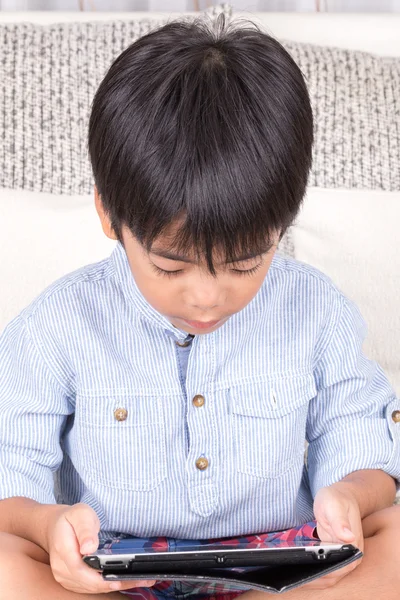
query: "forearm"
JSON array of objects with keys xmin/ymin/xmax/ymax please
[
  {"xmin": 332, "ymin": 469, "xmax": 397, "ymax": 519},
  {"xmin": 0, "ymin": 497, "xmax": 67, "ymax": 552}
]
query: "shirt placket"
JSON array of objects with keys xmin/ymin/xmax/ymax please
[
  {"xmin": 185, "ymin": 333, "xmax": 219, "ymax": 517},
  {"xmin": 174, "ymin": 334, "xmax": 194, "ymax": 455}
]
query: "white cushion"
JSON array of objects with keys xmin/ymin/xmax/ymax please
[
  {"xmin": 292, "ymin": 187, "xmax": 400, "ymax": 395},
  {"xmin": 0, "ymin": 188, "xmax": 116, "ymax": 333}
]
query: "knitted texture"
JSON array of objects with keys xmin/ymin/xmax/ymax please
[
  {"xmin": 0, "ymin": 9, "xmax": 399, "ymax": 197},
  {"xmin": 283, "ymin": 41, "xmax": 400, "ymax": 191},
  {"xmin": 0, "ymin": 4, "xmax": 232, "ymax": 195}
]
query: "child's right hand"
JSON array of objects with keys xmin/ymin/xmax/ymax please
[{"xmin": 45, "ymin": 502, "xmax": 156, "ymax": 594}]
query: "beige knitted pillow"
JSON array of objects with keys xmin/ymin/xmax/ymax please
[{"xmin": 0, "ymin": 9, "xmax": 399, "ymax": 198}]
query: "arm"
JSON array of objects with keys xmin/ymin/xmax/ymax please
[
  {"xmin": 334, "ymin": 469, "xmax": 396, "ymax": 519},
  {"xmin": 306, "ymin": 293, "xmax": 400, "ymax": 499},
  {"xmin": 0, "ymin": 317, "xmax": 152, "ymax": 595},
  {"xmin": 0, "ymin": 315, "xmax": 73, "ymax": 529},
  {"xmin": 0, "ymin": 497, "xmax": 67, "ymax": 552}
]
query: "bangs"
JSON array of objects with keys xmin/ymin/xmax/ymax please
[
  {"xmin": 130, "ymin": 210, "xmax": 279, "ymax": 276},
  {"xmin": 89, "ymin": 15, "xmax": 313, "ymax": 273}
]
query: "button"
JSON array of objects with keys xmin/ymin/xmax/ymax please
[
  {"xmin": 176, "ymin": 335, "xmax": 194, "ymax": 348},
  {"xmin": 392, "ymin": 410, "xmax": 400, "ymax": 423},
  {"xmin": 193, "ymin": 394, "xmax": 205, "ymax": 407},
  {"xmin": 196, "ymin": 457, "xmax": 209, "ymax": 470},
  {"xmin": 114, "ymin": 408, "xmax": 128, "ymax": 422},
  {"xmin": 176, "ymin": 340, "xmax": 191, "ymax": 348}
]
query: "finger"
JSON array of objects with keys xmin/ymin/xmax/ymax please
[
  {"xmin": 49, "ymin": 510, "xmax": 154, "ymax": 595},
  {"xmin": 53, "ymin": 560, "xmax": 109, "ymax": 593},
  {"xmin": 64, "ymin": 504, "xmax": 101, "ymax": 554},
  {"xmin": 63, "ymin": 549, "xmax": 157, "ymax": 595},
  {"xmin": 328, "ymin": 516, "xmax": 356, "ymax": 543},
  {"xmin": 108, "ymin": 579, "xmax": 157, "ymax": 592},
  {"xmin": 58, "ymin": 559, "xmax": 156, "ymax": 595}
]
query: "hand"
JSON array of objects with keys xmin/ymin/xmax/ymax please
[
  {"xmin": 45, "ymin": 503, "xmax": 156, "ymax": 594},
  {"xmin": 301, "ymin": 484, "xmax": 364, "ymax": 591}
]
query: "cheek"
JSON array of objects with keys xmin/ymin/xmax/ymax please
[
  {"xmin": 138, "ymin": 277, "xmax": 181, "ymax": 313},
  {"xmin": 231, "ymin": 279, "xmax": 262, "ymax": 304},
  {"xmin": 229, "ymin": 265, "xmax": 272, "ymax": 307}
]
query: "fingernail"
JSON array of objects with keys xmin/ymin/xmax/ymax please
[
  {"xmin": 81, "ymin": 539, "xmax": 95, "ymax": 553},
  {"xmin": 343, "ymin": 527, "xmax": 354, "ymax": 537}
]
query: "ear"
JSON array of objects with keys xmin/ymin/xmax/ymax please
[{"xmin": 94, "ymin": 185, "xmax": 118, "ymax": 241}]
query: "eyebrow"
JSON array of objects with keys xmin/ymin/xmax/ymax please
[{"xmin": 150, "ymin": 245, "xmax": 273, "ymax": 264}]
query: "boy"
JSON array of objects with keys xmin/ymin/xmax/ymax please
[{"xmin": 0, "ymin": 13, "xmax": 399, "ymax": 600}]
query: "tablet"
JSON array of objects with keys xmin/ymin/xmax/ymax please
[{"xmin": 83, "ymin": 536, "xmax": 359, "ymax": 576}]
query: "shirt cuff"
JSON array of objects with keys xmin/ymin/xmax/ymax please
[{"xmin": 307, "ymin": 398, "xmax": 400, "ymax": 497}]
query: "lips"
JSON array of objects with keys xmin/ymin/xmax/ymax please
[{"xmin": 182, "ymin": 319, "xmax": 221, "ymax": 330}]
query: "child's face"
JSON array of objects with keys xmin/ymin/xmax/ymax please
[{"xmin": 95, "ymin": 189, "xmax": 279, "ymax": 336}]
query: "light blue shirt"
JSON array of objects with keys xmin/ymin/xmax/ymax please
[{"xmin": 0, "ymin": 241, "xmax": 399, "ymax": 539}]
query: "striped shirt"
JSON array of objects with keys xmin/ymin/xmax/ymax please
[{"xmin": 0, "ymin": 241, "xmax": 399, "ymax": 539}]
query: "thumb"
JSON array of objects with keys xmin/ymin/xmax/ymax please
[
  {"xmin": 329, "ymin": 515, "xmax": 356, "ymax": 543},
  {"xmin": 65, "ymin": 503, "xmax": 100, "ymax": 555}
]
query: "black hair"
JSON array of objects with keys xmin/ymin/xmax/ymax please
[{"xmin": 88, "ymin": 14, "xmax": 314, "ymax": 275}]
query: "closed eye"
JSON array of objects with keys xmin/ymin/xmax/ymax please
[
  {"xmin": 151, "ymin": 264, "xmax": 183, "ymax": 278},
  {"xmin": 231, "ymin": 264, "xmax": 263, "ymax": 276},
  {"xmin": 150, "ymin": 262, "xmax": 264, "ymax": 278}
]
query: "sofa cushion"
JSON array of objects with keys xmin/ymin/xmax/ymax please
[
  {"xmin": 0, "ymin": 188, "xmax": 116, "ymax": 333},
  {"xmin": 0, "ymin": 4, "xmax": 232, "ymax": 196},
  {"xmin": 282, "ymin": 40, "xmax": 400, "ymax": 191},
  {"xmin": 0, "ymin": 7, "xmax": 399, "ymax": 196},
  {"xmin": 292, "ymin": 186, "xmax": 400, "ymax": 396}
]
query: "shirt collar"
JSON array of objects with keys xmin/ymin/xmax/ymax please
[{"xmin": 110, "ymin": 241, "xmax": 190, "ymax": 344}]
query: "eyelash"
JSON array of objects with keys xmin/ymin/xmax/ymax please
[
  {"xmin": 151, "ymin": 264, "xmax": 182, "ymax": 278},
  {"xmin": 233, "ymin": 263, "xmax": 263, "ymax": 277},
  {"xmin": 150, "ymin": 263, "xmax": 263, "ymax": 278}
]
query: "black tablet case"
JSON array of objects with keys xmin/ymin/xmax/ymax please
[{"xmin": 102, "ymin": 549, "xmax": 363, "ymax": 594}]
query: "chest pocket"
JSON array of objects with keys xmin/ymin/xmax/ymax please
[
  {"xmin": 230, "ymin": 374, "xmax": 316, "ymax": 479},
  {"xmin": 74, "ymin": 394, "xmax": 167, "ymax": 492}
]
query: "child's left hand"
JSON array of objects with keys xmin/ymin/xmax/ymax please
[{"xmin": 301, "ymin": 483, "xmax": 364, "ymax": 591}]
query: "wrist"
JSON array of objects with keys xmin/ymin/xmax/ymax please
[
  {"xmin": 329, "ymin": 480, "xmax": 359, "ymax": 501},
  {"xmin": 327, "ymin": 470, "xmax": 396, "ymax": 519},
  {"xmin": 31, "ymin": 501, "xmax": 69, "ymax": 553},
  {"xmin": 329, "ymin": 480, "xmax": 362, "ymax": 514}
]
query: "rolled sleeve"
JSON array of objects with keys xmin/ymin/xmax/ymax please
[
  {"xmin": 307, "ymin": 294, "xmax": 400, "ymax": 497},
  {"xmin": 0, "ymin": 315, "xmax": 73, "ymax": 504}
]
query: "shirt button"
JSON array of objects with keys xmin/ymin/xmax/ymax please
[
  {"xmin": 196, "ymin": 457, "xmax": 209, "ymax": 470},
  {"xmin": 114, "ymin": 408, "xmax": 128, "ymax": 422},
  {"xmin": 392, "ymin": 410, "xmax": 400, "ymax": 423},
  {"xmin": 176, "ymin": 340, "xmax": 191, "ymax": 347},
  {"xmin": 193, "ymin": 394, "xmax": 205, "ymax": 407}
]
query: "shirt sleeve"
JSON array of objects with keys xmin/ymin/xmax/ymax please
[
  {"xmin": 306, "ymin": 293, "xmax": 400, "ymax": 497},
  {"xmin": 0, "ymin": 315, "xmax": 73, "ymax": 504}
]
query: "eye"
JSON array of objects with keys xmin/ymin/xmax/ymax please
[
  {"xmin": 151, "ymin": 264, "xmax": 183, "ymax": 278},
  {"xmin": 231, "ymin": 263, "xmax": 263, "ymax": 277}
]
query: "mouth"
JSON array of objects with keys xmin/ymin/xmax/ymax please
[{"xmin": 181, "ymin": 318, "xmax": 223, "ymax": 330}]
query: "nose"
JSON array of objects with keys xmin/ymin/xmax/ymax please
[{"xmin": 185, "ymin": 276, "xmax": 225, "ymax": 311}]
